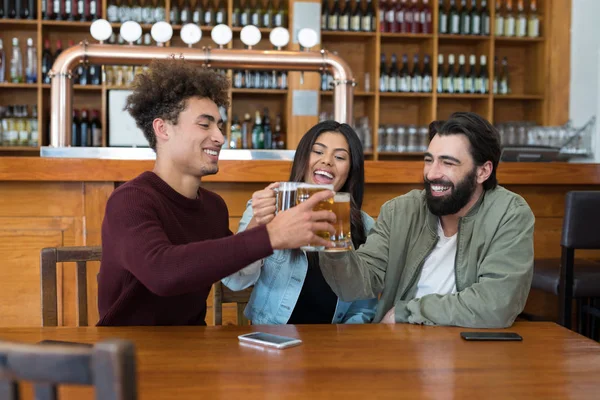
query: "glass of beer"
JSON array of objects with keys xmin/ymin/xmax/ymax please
[
  {"xmin": 296, "ymin": 183, "xmax": 334, "ymax": 251},
  {"xmin": 275, "ymin": 182, "xmax": 299, "ymax": 214},
  {"xmin": 326, "ymin": 192, "xmax": 352, "ymax": 251}
]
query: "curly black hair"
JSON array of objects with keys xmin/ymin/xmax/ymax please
[{"xmin": 124, "ymin": 57, "xmax": 230, "ymax": 150}]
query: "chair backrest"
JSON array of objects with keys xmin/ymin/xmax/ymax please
[
  {"xmin": 0, "ymin": 339, "xmax": 137, "ymax": 400},
  {"xmin": 561, "ymin": 191, "xmax": 600, "ymax": 249},
  {"xmin": 213, "ymin": 282, "xmax": 253, "ymax": 326},
  {"xmin": 40, "ymin": 246, "xmax": 102, "ymax": 327}
]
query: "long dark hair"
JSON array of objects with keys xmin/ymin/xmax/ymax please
[{"xmin": 289, "ymin": 120, "xmax": 366, "ymax": 249}]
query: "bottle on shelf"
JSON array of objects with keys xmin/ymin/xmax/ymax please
[
  {"xmin": 362, "ymin": 0, "xmax": 374, "ymax": 32},
  {"xmin": 107, "ymin": 0, "xmax": 119, "ymax": 22},
  {"xmin": 274, "ymin": 0, "xmax": 287, "ymax": 27},
  {"xmin": 410, "ymin": 54, "xmax": 421, "ymax": 92},
  {"xmin": 495, "ymin": 0, "xmax": 504, "ymax": 36},
  {"xmin": 398, "ymin": 0, "xmax": 409, "ymax": 34},
  {"xmin": 481, "ymin": 0, "xmax": 490, "ymax": 35},
  {"xmin": 119, "ymin": 0, "xmax": 132, "ymax": 23},
  {"xmin": 516, "ymin": 0, "xmax": 526, "ymax": 37},
  {"xmin": 454, "ymin": 54, "xmax": 465, "ymax": 94},
  {"xmin": 379, "ymin": 53, "xmax": 388, "ymax": 92},
  {"xmin": 379, "ymin": 0, "xmax": 387, "ymax": 32},
  {"xmin": 448, "ymin": 0, "xmax": 460, "ymax": 35},
  {"xmin": 492, "ymin": 56, "xmax": 498, "ymax": 94},
  {"xmin": 444, "ymin": 53, "xmax": 455, "ymax": 94},
  {"xmin": 350, "ymin": 0, "xmax": 361, "ymax": 32},
  {"xmin": 41, "ymin": 39, "xmax": 52, "ymax": 84},
  {"xmin": 25, "ymin": 38, "xmax": 36, "ymax": 84},
  {"xmin": 242, "ymin": 112, "xmax": 251, "ymax": 149},
  {"xmin": 421, "ymin": 0, "xmax": 432, "ymax": 34},
  {"xmin": 470, "ymin": 0, "xmax": 481, "ymax": 35},
  {"xmin": 0, "ymin": 40, "xmax": 5, "ymax": 84},
  {"xmin": 438, "ymin": 0, "xmax": 448, "ymax": 34},
  {"xmin": 499, "ymin": 56, "xmax": 510, "ymax": 94},
  {"xmin": 476, "ymin": 55, "xmax": 488, "ymax": 94},
  {"xmin": 180, "ymin": 0, "xmax": 191, "ymax": 24},
  {"xmin": 504, "ymin": 0, "xmax": 515, "ymax": 37},
  {"xmin": 408, "ymin": 0, "xmax": 419, "ymax": 34},
  {"xmin": 328, "ymin": 0, "xmax": 340, "ymax": 31},
  {"xmin": 230, "ymin": 115, "xmax": 242, "ymax": 149},
  {"xmin": 422, "ymin": 54, "xmax": 432, "ymax": 92},
  {"xmin": 154, "ymin": 0, "xmax": 166, "ymax": 22},
  {"xmin": 72, "ymin": 109, "xmax": 81, "ymax": 146},
  {"xmin": 399, "ymin": 54, "xmax": 410, "ymax": 92},
  {"xmin": 250, "ymin": 0, "xmax": 261, "ymax": 27},
  {"xmin": 262, "ymin": 108, "xmax": 272, "ymax": 149},
  {"xmin": 465, "ymin": 54, "xmax": 476, "ymax": 94},
  {"xmin": 169, "ymin": 0, "xmax": 179, "ymax": 24},
  {"xmin": 90, "ymin": 0, "xmax": 100, "ymax": 20},
  {"xmin": 385, "ymin": 0, "xmax": 397, "ymax": 33},
  {"xmin": 527, "ymin": 0, "xmax": 539, "ymax": 38},
  {"xmin": 90, "ymin": 109, "xmax": 102, "ymax": 147},
  {"xmin": 80, "ymin": 108, "xmax": 90, "ymax": 147},
  {"xmin": 252, "ymin": 110, "xmax": 264, "ymax": 149},
  {"xmin": 459, "ymin": 0, "xmax": 470, "ymax": 35},
  {"xmin": 10, "ymin": 38, "xmax": 23, "ymax": 84},
  {"xmin": 241, "ymin": 0, "xmax": 251, "ymax": 26},
  {"xmin": 436, "ymin": 54, "xmax": 443, "ymax": 93},
  {"xmin": 273, "ymin": 113, "xmax": 284, "ymax": 149},
  {"xmin": 216, "ymin": 0, "xmax": 227, "ymax": 25},
  {"xmin": 385, "ymin": 54, "xmax": 396, "ymax": 92},
  {"xmin": 321, "ymin": 0, "xmax": 329, "ymax": 30},
  {"xmin": 339, "ymin": 0, "xmax": 350, "ymax": 31},
  {"xmin": 30, "ymin": 105, "xmax": 38, "ymax": 147},
  {"xmin": 231, "ymin": 0, "xmax": 241, "ymax": 26}
]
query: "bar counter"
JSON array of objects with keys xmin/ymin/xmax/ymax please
[{"xmin": 0, "ymin": 157, "xmax": 599, "ymax": 328}]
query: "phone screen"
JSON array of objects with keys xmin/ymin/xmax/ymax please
[{"xmin": 241, "ymin": 332, "xmax": 298, "ymax": 345}]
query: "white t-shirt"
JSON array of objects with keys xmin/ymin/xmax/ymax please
[{"xmin": 414, "ymin": 221, "xmax": 458, "ymax": 299}]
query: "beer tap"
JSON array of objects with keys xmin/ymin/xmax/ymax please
[
  {"xmin": 269, "ymin": 27, "xmax": 290, "ymax": 51},
  {"xmin": 151, "ymin": 21, "xmax": 174, "ymax": 47},
  {"xmin": 240, "ymin": 25, "xmax": 261, "ymax": 50},
  {"xmin": 297, "ymin": 28, "xmax": 318, "ymax": 86},
  {"xmin": 90, "ymin": 19, "xmax": 112, "ymax": 44},
  {"xmin": 120, "ymin": 21, "xmax": 143, "ymax": 45},
  {"xmin": 181, "ymin": 23, "xmax": 202, "ymax": 48},
  {"xmin": 211, "ymin": 24, "xmax": 233, "ymax": 49}
]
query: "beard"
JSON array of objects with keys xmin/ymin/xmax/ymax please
[{"xmin": 424, "ymin": 168, "xmax": 478, "ymax": 217}]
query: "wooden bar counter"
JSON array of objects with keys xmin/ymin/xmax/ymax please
[{"xmin": 1, "ymin": 157, "xmax": 599, "ymax": 327}]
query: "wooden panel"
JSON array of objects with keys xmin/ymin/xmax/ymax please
[
  {"xmin": 494, "ymin": 42, "xmax": 545, "ymax": 96},
  {"xmin": 545, "ymin": 0, "xmax": 571, "ymax": 125},
  {"xmin": 437, "ymin": 98, "xmax": 490, "ymax": 121},
  {"xmin": 493, "ymin": 99, "xmax": 544, "ymax": 125},
  {"xmin": 379, "ymin": 97, "xmax": 433, "ymax": 126},
  {"xmin": 0, "ymin": 181, "xmax": 83, "ymax": 217},
  {"xmin": 0, "ymin": 217, "xmax": 81, "ymax": 327}
]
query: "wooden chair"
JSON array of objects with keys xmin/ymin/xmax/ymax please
[
  {"xmin": 40, "ymin": 246, "xmax": 102, "ymax": 327},
  {"xmin": 213, "ymin": 282, "xmax": 253, "ymax": 326},
  {"xmin": 0, "ymin": 339, "xmax": 136, "ymax": 400}
]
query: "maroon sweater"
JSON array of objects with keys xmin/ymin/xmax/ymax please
[{"xmin": 97, "ymin": 171, "xmax": 273, "ymax": 326}]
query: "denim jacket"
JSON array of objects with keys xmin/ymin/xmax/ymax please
[{"xmin": 222, "ymin": 200, "xmax": 378, "ymax": 325}]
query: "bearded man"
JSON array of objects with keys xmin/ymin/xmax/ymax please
[{"xmin": 319, "ymin": 112, "xmax": 535, "ymax": 328}]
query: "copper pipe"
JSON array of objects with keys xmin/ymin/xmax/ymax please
[{"xmin": 49, "ymin": 43, "xmax": 355, "ymax": 148}]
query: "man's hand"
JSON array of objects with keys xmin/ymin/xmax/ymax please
[
  {"xmin": 249, "ymin": 182, "xmax": 279, "ymax": 227},
  {"xmin": 266, "ymin": 189, "xmax": 336, "ymax": 250},
  {"xmin": 381, "ymin": 306, "xmax": 396, "ymax": 324}
]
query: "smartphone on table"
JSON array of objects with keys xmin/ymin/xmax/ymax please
[
  {"xmin": 460, "ymin": 332, "xmax": 523, "ymax": 341},
  {"xmin": 238, "ymin": 332, "xmax": 302, "ymax": 349}
]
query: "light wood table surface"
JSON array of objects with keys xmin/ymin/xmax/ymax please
[{"xmin": 1, "ymin": 322, "xmax": 599, "ymax": 399}]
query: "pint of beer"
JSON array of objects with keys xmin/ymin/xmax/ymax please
[
  {"xmin": 275, "ymin": 182, "xmax": 299, "ymax": 214},
  {"xmin": 327, "ymin": 192, "xmax": 352, "ymax": 251},
  {"xmin": 296, "ymin": 183, "xmax": 334, "ymax": 251}
]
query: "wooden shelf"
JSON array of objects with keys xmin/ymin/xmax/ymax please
[
  {"xmin": 321, "ymin": 91, "xmax": 375, "ymax": 97},
  {"xmin": 170, "ymin": 24, "xmax": 213, "ymax": 32},
  {"xmin": 321, "ymin": 31, "xmax": 376, "ymax": 38},
  {"xmin": 0, "ymin": 83, "xmax": 38, "ymax": 89},
  {"xmin": 42, "ymin": 84, "xmax": 102, "ymax": 90},
  {"xmin": 110, "ymin": 22, "xmax": 155, "ymax": 30},
  {"xmin": 438, "ymin": 34, "xmax": 491, "ymax": 41},
  {"xmin": 42, "ymin": 20, "xmax": 92, "ymax": 27},
  {"xmin": 380, "ymin": 33, "xmax": 434, "ymax": 40},
  {"xmin": 0, "ymin": 19, "xmax": 38, "ymax": 26},
  {"xmin": 494, "ymin": 94, "xmax": 544, "ymax": 100},
  {"xmin": 495, "ymin": 36, "xmax": 544, "ymax": 43},
  {"xmin": 231, "ymin": 26, "xmax": 275, "ymax": 34},
  {"xmin": 437, "ymin": 93, "xmax": 489, "ymax": 99},
  {"xmin": 0, "ymin": 146, "xmax": 40, "ymax": 151},
  {"xmin": 378, "ymin": 151, "xmax": 425, "ymax": 156},
  {"xmin": 379, "ymin": 92, "xmax": 433, "ymax": 98},
  {"xmin": 231, "ymin": 88, "xmax": 287, "ymax": 94}
]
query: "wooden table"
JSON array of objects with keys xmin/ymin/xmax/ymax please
[{"xmin": 1, "ymin": 322, "xmax": 599, "ymax": 399}]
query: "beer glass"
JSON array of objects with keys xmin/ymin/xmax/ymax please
[
  {"xmin": 296, "ymin": 183, "xmax": 334, "ymax": 251},
  {"xmin": 327, "ymin": 192, "xmax": 352, "ymax": 251},
  {"xmin": 274, "ymin": 182, "xmax": 299, "ymax": 214}
]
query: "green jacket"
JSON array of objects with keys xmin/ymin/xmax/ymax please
[{"xmin": 319, "ymin": 186, "xmax": 535, "ymax": 328}]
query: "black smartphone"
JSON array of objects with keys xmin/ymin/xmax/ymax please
[
  {"xmin": 460, "ymin": 332, "xmax": 523, "ymax": 341},
  {"xmin": 38, "ymin": 340, "xmax": 93, "ymax": 347}
]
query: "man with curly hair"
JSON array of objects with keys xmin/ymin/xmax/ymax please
[{"xmin": 97, "ymin": 58, "xmax": 336, "ymax": 326}]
